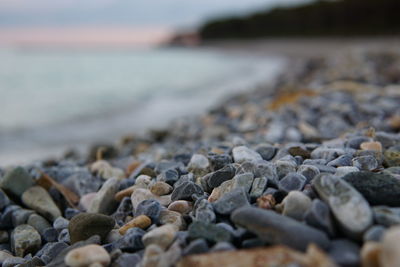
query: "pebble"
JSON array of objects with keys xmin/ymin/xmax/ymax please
[
  {"xmin": 187, "ymin": 154, "xmax": 210, "ymax": 176},
  {"xmin": 304, "ymin": 199, "xmax": 335, "ymax": 237},
  {"xmin": 36, "ymin": 241, "xmax": 69, "ymax": 264},
  {"xmin": 142, "ymin": 224, "xmax": 177, "ymax": 250},
  {"xmin": 88, "ymin": 178, "xmax": 119, "ymax": 215},
  {"xmin": 380, "ymin": 226, "xmax": 400, "ymax": 267},
  {"xmin": 0, "ymin": 189, "xmax": 10, "ymax": 211},
  {"xmin": 168, "ymin": 200, "xmax": 192, "ymax": 214},
  {"xmin": 360, "ymin": 141, "xmax": 383, "ymax": 152},
  {"xmin": 255, "ymin": 144, "xmax": 277, "ymax": 161},
  {"xmin": 278, "ymin": 173, "xmax": 307, "ymax": 193},
  {"xmin": 3, "ymin": 257, "xmax": 25, "ymax": 267},
  {"xmin": 0, "ymin": 167, "xmax": 34, "ymax": 197},
  {"xmin": 22, "ymin": 186, "xmax": 62, "ymax": 222},
  {"xmin": 249, "ymin": 177, "xmax": 267, "ymax": 199},
  {"xmin": 130, "ymin": 188, "xmax": 170, "ymax": 209},
  {"xmin": 0, "ymin": 251, "xmax": 15, "ymax": 265},
  {"xmin": 53, "ymin": 217, "xmax": 70, "ymax": 233},
  {"xmin": 119, "ymin": 215, "xmax": 151, "ymax": 235},
  {"xmin": 364, "ymin": 225, "xmax": 386, "ymax": 242},
  {"xmin": 158, "ymin": 169, "xmax": 180, "ymax": 185},
  {"xmin": 231, "ymin": 206, "xmax": 330, "ymax": 251},
  {"xmin": 352, "ymin": 155, "xmax": 379, "ymax": 171},
  {"xmin": 206, "ymin": 165, "xmax": 236, "ymax": 188},
  {"xmin": 91, "ymin": 160, "xmax": 126, "ymax": 180},
  {"xmin": 135, "ymin": 199, "xmax": 162, "ymax": 223},
  {"xmin": 313, "ymin": 173, "xmax": 373, "ymax": 238},
  {"xmin": 280, "ymin": 191, "xmax": 311, "ymax": 221},
  {"xmin": 171, "ymin": 182, "xmax": 203, "ymax": 201},
  {"xmin": 68, "ymin": 213, "xmax": 115, "ymax": 244},
  {"xmin": 343, "ymin": 171, "xmax": 400, "ymax": 206},
  {"xmin": 297, "ymin": 165, "xmax": 320, "ymax": 182},
  {"xmin": 150, "ymin": 182, "xmax": 173, "ymax": 196},
  {"xmin": 0, "ymin": 230, "xmax": 9, "ymax": 243},
  {"xmin": 183, "ymin": 239, "xmax": 209, "ymax": 256},
  {"xmin": 11, "ymin": 224, "xmax": 42, "ymax": 257},
  {"xmin": 327, "ymin": 154, "xmax": 353, "ymax": 167},
  {"xmin": 212, "ymin": 188, "xmax": 249, "ymax": 215},
  {"xmin": 112, "ymin": 252, "xmax": 142, "ymax": 267},
  {"xmin": 193, "ymin": 199, "xmax": 216, "ymax": 223},
  {"xmin": 159, "ymin": 209, "xmax": 185, "ymax": 230},
  {"xmin": 113, "ymin": 227, "xmax": 145, "ymax": 252},
  {"xmin": 334, "ymin": 166, "xmax": 359, "ymax": 177},
  {"xmin": 328, "ymin": 239, "xmax": 360, "ymax": 267},
  {"xmin": 275, "ymin": 159, "xmax": 297, "ymax": 179},
  {"xmin": 65, "ymin": 244, "xmax": 110, "ymax": 267},
  {"xmin": 384, "ymin": 145, "xmax": 400, "ymax": 167},
  {"xmin": 361, "ymin": 241, "xmax": 381, "ymax": 267},
  {"xmin": 232, "ymin": 146, "xmax": 262, "ymax": 163},
  {"xmin": 372, "ymin": 206, "xmax": 400, "ymax": 227},
  {"xmin": 188, "ymin": 221, "xmax": 232, "ymax": 243},
  {"xmin": 11, "ymin": 208, "xmax": 34, "ymax": 227}
]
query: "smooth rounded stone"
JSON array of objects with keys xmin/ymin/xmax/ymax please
[
  {"xmin": 0, "ymin": 167, "xmax": 34, "ymax": 197},
  {"xmin": 130, "ymin": 188, "xmax": 170, "ymax": 210},
  {"xmin": 313, "ymin": 173, "xmax": 373, "ymax": 239},
  {"xmin": 11, "ymin": 224, "xmax": 41, "ymax": 257},
  {"xmin": 232, "ymin": 146, "xmax": 262, "ymax": 163},
  {"xmin": 53, "ymin": 217, "xmax": 69, "ymax": 233},
  {"xmin": 275, "ymin": 160, "xmax": 297, "ymax": 180},
  {"xmin": 149, "ymin": 182, "xmax": 173, "ymax": 196},
  {"xmin": 88, "ymin": 178, "xmax": 119, "ymax": 215},
  {"xmin": 168, "ymin": 200, "xmax": 192, "ymax": 214},
  {"xmin": 280, "ymin": 191, "xmax": 311, "ymax": 221},
  {"xmin": 188, "ymin": 154, "xmax": 210, "ymax": 174},
  {"xmin": 22, "ymin": 186, "xmax": 62, "ymax": 222},
  {"xmin": 159, "ymin": 210, "xmax": 185, "ymax": 230},
  {"xmin": 158, "ymin": 169, "xmax": 180, "ymax": 185},
  {"xmin": 329, "ymin": 239, "xmax": 360, "ymax": 267},
  {"xmin": 11, "ymin": 208, "xmax": 35, "ymax": 227},
  {"xmin": 0, "ymin": 189, "xmax": 10, "ymax": 211},
  {"xmin": 36, "ymin": 241, "xmax": 69, "ymax": 264},
  {"xmin": 334, "ymin": 166, "xmax": 359, "ymax": 177},
  {"xmin": 193, "ymin": 199, "xmax": 216, "ymax": 223},
  {"xmin": 142, "ymin": 224, "xmax": 177, "ymax": 250},
  {"xmin": 171, "ymin": 181, "xmax": 203, "ymax": 201},
  {"xmin": 343, "ymin": 171, "xmax": 400, "ymax": 206},
  {"xmin": 119, "ymin": 215, "xmax": 151, "ymax": 235},
  {"xmin": 183, "ymin": 239, "xmax": 209, "ymax": 256},
  {"xmin": 113, "ymin": 227, "xmax": 145, "ymax": 252},
  {"xmin": 352, "ymin": 155, "xmax": 379, "ymax": 171},
  {"xmin": 58, "ymin": 228, "xmax": 70, "ymax": 243},
  {"xmin": 384, "ymin": 145, "xmax": 400, "ymax": 167},
  {"xmin": 360, "ymin": 141, "xmax": 383, "ymax": 152},
  {"xmin": 212, "ymin": 188, "xmax": 249, "ymax": 215},
  {"xmin": 373, "ymin": 206, "xmax": 400, "ymax": 227},
  {"xmin": 43, "ymin": 228, "xmax": 58, "ymax": 243},
  {"xmin": 327, "ymin": 154, "xmax": 353, "ymax": 167},
  {"xmin": 135, "ymin": 200, "xmax": 162, "ymax": 223},
  {"xmin": 249, "ymin": 177, "xmax": 268, "ymax": 199},
  {"xmin": 188, "ymin": 221, "xmax": 232, "ymax": 243},
  {"xmin": 297, "ymin": 165, "xmax": 320, "ymax": 182},
  {"xmin": 0, "ymin": 230, "xmax": 9, "ymax": 243},
  {"xmin": 28, "ymin": 213, "xmax": 53, "ymax": 236},
  {"xmin": 231, "ymin": 207, "xmax": 330, "ymax": 251},
  {"xmin": 68, "ymin": 213, "xmax": 115, "ymax": 244},
  {"xmin": 364, "ymin": 225, "xmax": 386, "ymax": 242},
  {"xmin": 112, "ymin": 252, "xmax": 142, "ymax": 267},
  {"xmin": 380, "ymin": 226, "xmax": 400, "ymax": 267},
  {"xmin": 311, "ymin": 147, "xmax": 345, "ymax": 161},
  {"xmin": 135, "ymin": 175, "xmax": 152, "ymax": 188},
  {"xmin": 304, "ymin": 199, "xmax": 335, "ymax": 237},
  {"xmin": 210, "ymin": 242, "xmax": 235, "ymax": 252},
  {"xmin": 255, "ymin": 144, "xmax": 277, "ymax": 161},
  {"xmin": 141, "ymin": 243, "xmax": 163, "ymax": 267},
  {"xmin": 2, "ymin": 257, "xmax": 25, "ymax": 267},
  {"xmin": 207, "ymin": 165, "xmax": 236, "ymax": 188},
  {"xmin": 79, "ymin": 193, "xmax": 97, "ymax": 211},
  {"xmin": 65, "ymin": 244, "xmax": 110, "ymax": 267},
  {"xmin": 278, "ymin": 173, "xmax": 307, "ymax": 194}
]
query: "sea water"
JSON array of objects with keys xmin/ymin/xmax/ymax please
[{"xmin": 0, "ymin": 47, "xmax": 284, "ymax": 165}]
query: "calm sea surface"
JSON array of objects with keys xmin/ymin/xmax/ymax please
[{"xmin": 0, "ymin": 47, "xmax": 284, "ymax": 165}]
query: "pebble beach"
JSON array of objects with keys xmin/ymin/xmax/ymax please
[{"xmin": 0, "ymin": 43, "xmax": 400, "ymax": 267}]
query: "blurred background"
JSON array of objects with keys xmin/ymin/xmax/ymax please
[{"xmin": 0, "ymin": 0, "xmax": 399, "ymax": 165}]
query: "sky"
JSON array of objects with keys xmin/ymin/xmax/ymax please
[{"xmin": 0, "ymin": 0, "xmax": 311, "ymax": 46}]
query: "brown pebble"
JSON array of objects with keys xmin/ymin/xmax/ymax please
[
  {"xmin": 115, "ymin": 185, "xmax": 136, "ymax": 202},
  {"xmin": 361, "ymin": 242, "xmax": 381, "ymax": 267},
  {"xmin": 168, "ymin": 200, "xmax": 192, "ymax": 214},
  {"xmin": 119, "ymin": 215, "xmax": 152, "ymax": 235},
  {"xmin": 360, "ymin": 141, "xmax": 382, "ymax": 152},
  {"xmin": 150, "ymin": 182, "xmax": 173, "ymax": 196},
  {"xmin": 257, "ymin": 194, "xmax": 276, "ymax": 210}
]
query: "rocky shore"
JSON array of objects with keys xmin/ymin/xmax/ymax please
[{"xmin": 0, "ymin": 48, "xmax": 399, "ymax": 267}]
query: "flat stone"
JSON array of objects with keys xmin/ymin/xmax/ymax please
[
  {"xmin": 212, "ymin": 188, "xmax": 249, "ymax": 215},
  {"xmin": 313, "ymin": 173, "xmax": 373, "ymax": 238},
  {"xmin": 232, "ymin": 146, "xmax": 262, "ymax": 163},
  {"xmin": 171, "ymin": 182, "xmax": 203, "ymax": 201},
  {"xmin": 278, "ymin": 173, "xmax": 307, "ymax": 193},
  {"xmin": 343, "ymin": 171, "xmax": 400, "ymax": 206},
  {"xmin": 22, "ymin": 186, "xmax": 62, "ymax": 222},
  {"xmin": 0, "ymin": 167, "xmax": 34, "ymax": 197},
  {"xmin": 68, "ymin": 213, "xmax": 115, "ymax": 244},
  {"xmin": 231, "ymin": 206, "xmax": 330, "ymax": 251},
  {"xmin": 142, "ymin": 224, "xmax": 177, "ymax": 250},
  {"xmin": 88, "ymin": 178, "xmax": 119, "ymax": 214},
  {"xmin": 11, "ymin": 224, "xmax": 41, "ymax": 257},
  {"xmin": 281, "ymin": 191, "xmax": 311, "ymax": 221},
  {"xmin": 119, "ymin": 215, "xmax": 151, "ymax": 235},
  {"xmin": 188, "ymin": 221, "xmax": 232, "ymax": 243},
  {"xmin": 65, "ymin": 244, "xmax": 110, "ymax": 267},
  {"xmin": 328, "ymin": 239, "xmax": 360, "ymax": 267},
  {"xmin": 207, "ymin": 165, "xmax": 236, "ymax": 188}
]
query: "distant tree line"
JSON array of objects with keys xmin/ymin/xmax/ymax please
[{"xmin": 199, "ymin": 0, "xmax": 400, "ymax": 39}]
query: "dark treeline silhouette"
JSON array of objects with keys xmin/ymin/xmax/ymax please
[{"xmin": 200, "ymin": 0, "xmax": 400, "ymax": 39}]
